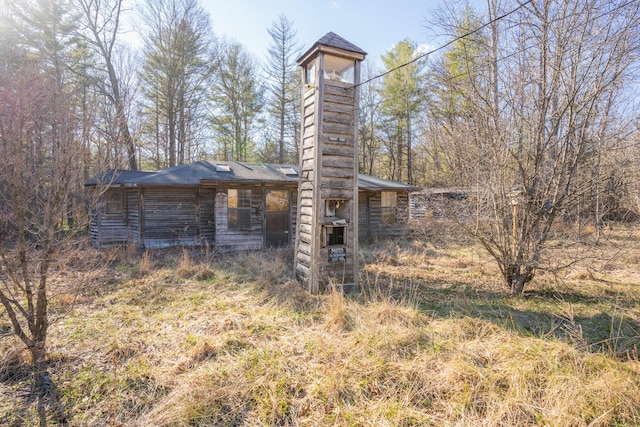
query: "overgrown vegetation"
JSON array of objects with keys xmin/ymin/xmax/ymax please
[{"xmin": 1, "ymin": 222, "xmax": 639, "ymax": 426}]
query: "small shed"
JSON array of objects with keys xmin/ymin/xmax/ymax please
[{"xmin": 85, "ymin": 161, "xmax": 415, "ymax": 251}]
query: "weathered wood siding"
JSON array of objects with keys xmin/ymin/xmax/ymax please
[
  {"xmin": 358, "ymin": 192, "xmax": 369, "ymax": 239},
  {"xmin": 90, "ymin": 189, "xmax": 129, "ymax": 248},
  {"xmin": 295, "ymin": 71, "xmax": 361, "ymax": 291},
  {"xmin": 295, "ymin": 84, "xmax": 318, "ymax": 283},
  {"xmin": 290, "ymin": 190, "xmax": 298, "ymax": 247},
  {"xmin": 319, "ymin": 80, "xmax": 358, "ymax": 285},
  {"xmin": 359, "ymin": 191, "xmax": 410, "ymax": 239},
  {"xmin": 126, "ymin": 189, "xmax": 140, "ymax": 245},
  {"xmin": 320, "ymin": 81, "xmax": 357, "ymax": 200},
  {"xmin": 142, "ymin": 187, "xmax": 200, "ymax": 249},
  {"xmin": 200, "ymin": 189, "xmax": 215, "ymax": 247},
  {"xmin": 89, "ymin": 212, "xmax": 100, "ymax": 247}
]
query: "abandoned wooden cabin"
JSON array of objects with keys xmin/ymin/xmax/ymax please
[{"xmin": 85, "ymin": 160, "xmax": 416, "ymax": 251}]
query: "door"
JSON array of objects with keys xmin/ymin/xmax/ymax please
[{"xmin": 265, "ymin": 190, "xmax": 290, "ymax": 247}]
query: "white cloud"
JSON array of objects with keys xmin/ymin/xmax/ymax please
[
  {"xmin": 331, "ymin": 0, "xmax": 340, "ymax": 9},
  {"xmin": 414, "ymin": 43, "xmax": 434, "ymax": 58}
]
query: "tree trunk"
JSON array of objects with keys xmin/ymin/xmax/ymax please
[
  {"xmin": 32, "ymin": 341, "xmax": 48, "ymax": 426},
  {"xmin": 506, "ymin": 263, "xmax": 534, "ymax": 294}
]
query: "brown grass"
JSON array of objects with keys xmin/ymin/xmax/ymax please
[{"xmin": 1, "ymin": 227, "xmax": 640, "ymax": 426}]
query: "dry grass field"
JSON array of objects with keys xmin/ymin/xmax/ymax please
[{"xmin": 1, "ymin": 221, "xmax": 640, "ymax": 426}]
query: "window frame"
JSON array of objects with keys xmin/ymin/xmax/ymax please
[
  {"xmin": 105, "ymin": 190, "xmax": 124, "ymax": 215},
  {"xmin": 380, "ymin": 191, "xmax": 398, "ymax": 224},
  {"xmin": 305, "ymin": 60, "xmax": 317, "ymax": 85},
  {"xmin": 323, "ymin": 55, "xmax": 355, "ymax": 83},
  {"xmin": 227, "ymin": 189, "xmax": 252, "ymax": 230}
]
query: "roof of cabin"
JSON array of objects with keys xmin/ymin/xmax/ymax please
[
  {"xmin": 357, "ymin": 173, "xmax": 416, "ymax": 192},
  {"xmin": 85, "ymin": 161, "xmax": 416, "ymax": 192},
  {"xmin": 131, "ymin": 161, "xmax": 218, "ymax": 186},
  {"xmin": 83, "ymin": 169, "xmax": 155, "ymax": 186}
]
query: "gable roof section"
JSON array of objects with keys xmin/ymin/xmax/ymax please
[
  {"xmin": 297, "ymin": 32, "xmax": 367, "ymax": 65},
  {"xmin": 85, "ymin": 161, "xmax": 417, "ymax": 192},
  {"xmin": 129, "ymin": 160, "xmax": 218, "ymax": 186},
  {"xmin": 357, "ymin": 174, "xmax": 417, "ymax": 192},
  {"xmin": 316, "ymin": 32, "xmax": 367, "ymax": 56},
  {"xmin": 199, "ymin": 162, "xmax": 299, "ymax": 184},
  {"xmin": 84, "ymin": 169, "xmax": 154, "ymax": 187}
]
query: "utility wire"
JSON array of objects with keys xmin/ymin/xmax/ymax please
[
  {"xmin": 351, "ymin": 0, "xmax": 533, "ymax": 89},
  {"xmin": 355, "ymin": 0, "xmax": 639, "ymax": 114}
]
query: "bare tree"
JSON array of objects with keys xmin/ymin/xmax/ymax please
[
  {"xmin": 0, "ymin": 1, "xmax": 96, "ymax": 423},
  {"xmin": 432, "ymin": 0, "xmax": 640, "ymax": 293},
  {"xmin": 75, "ymin": 0, "xmax": 138, "ymax": 170}
]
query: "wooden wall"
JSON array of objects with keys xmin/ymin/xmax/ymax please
[
  {"xmin": 127, "ymin": 189, "xmax": 140, "ymax": 246},
  {"xmin": 295, "ymin": 72, "xmax": 361, "ymax": 291},
  {"xmin": 90, "ymin": 185, "xmax": 409, "ymax": 252},
  {"xmin": 90, "ymin": 187, "xmax": 216, "ymax": 249},
  {"xmin": 318, "ymin": 79, "xmax": 358, "ymax": 285},
  {"xmin": 295, "ymin": 84, "xmax": 317, "ymax": 284},
  {"xmin": 200, "ymin": 189, "xmax": 216, "ymax": 248},
  {"xmin": 358, "ymin": 191, "xmax": 411, "ymax": 239},
  {"xmin": 290, "ymin": 190, "xmax": 298, "ymax": 247},
  {"xmin": 320, "ymin": 82, "xmax": 356, "ymax": 199},
  {"xmin": 141, "ymin": 188, "xmax": 199, "ymax": 248},
  {"xmin": 90, "ymin": 189, "xmax": 130, "ymax": 248}
]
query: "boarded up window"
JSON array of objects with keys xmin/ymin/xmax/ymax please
[
  {"xmin": 381, "ymin": 191, "xmax": 397, "ymax": 224},
  {"xmin": 106, "ymin": 191, "xmax": 123, "ymax": 214},
  {"xmin": 228, "ymin": 189, "xmax": 251, "ymax": 229}
]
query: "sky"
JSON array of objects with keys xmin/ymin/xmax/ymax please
[{"xmin": 199, "ymin": 0, "xmax": 448, "ymax": 66}]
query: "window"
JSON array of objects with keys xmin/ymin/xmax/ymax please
[
  {"xmin": 324, "ymin": 55, "xmax": 355, "ymax": 83},
  {"xmin": 105, "ymin": 191, "xmax": 123, "ymax": 214},
  {"xmin": 278, "ymin": 167, "xmax": 298, "ymax": 177},
  {"xmin": 228, "ymin": 189, "xmax": 251, "ymax": 229},
  {"xmin": 325, "ymin": 226, "xmax": 345, "ymax": 246},
  {"xmin": 381, "ymin": 191, "xmax": 397, "ymax": 224},
  {"xmin": 305, "ymin": 60, "xmax": 316, "ymax": 85}
]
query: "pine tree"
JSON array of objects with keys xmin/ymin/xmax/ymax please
[
  {"xmin": 210, "ymin": 40, "xmax": 264, "ymax": 162},
  {"xmin": 264, "ymin": 15, "xmax": 301, "ymax": 164}
]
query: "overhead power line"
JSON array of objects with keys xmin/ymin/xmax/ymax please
[
  {"xmin": 351, "ymin": 0, "xmax": 534, "ymax": 89},
  {"xmin": 353, "ymin": 0, "xmax": 639, "ymax": 113}
]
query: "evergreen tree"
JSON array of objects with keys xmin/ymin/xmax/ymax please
[
  {"xmin": 210, "ymin": 40, "xmax": 264, "ymax": 162},
  {"xmin": 138, "ymin": 0, "xmax": 215, "ymax": 168},
  {"xmin": 263, "ymin": 15, "xmax": 301, "ymax": 164},
  {"xmin": 379, "ymin": 39, "xmax": 426, "ymax": 184}
]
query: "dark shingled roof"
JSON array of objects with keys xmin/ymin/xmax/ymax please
[
  {"xmin": 84, "ymin": 169, "xmax": 154, "ymax": 186},
  {"xmin": 297, "ymin": 32, "xmax": 367, "ymax": 65},
  {"xmin": 316, "ymin": 32, "xmax": 367, "ymax": 55},
  {"xmin": 130, "ymin": 161, "xmax": 218, "ymax": 186},
  {"xmin": 357, "ymin": 173, "xmax": 416, "ymax": 192},
  {"xmin": 85, "ymin": 161, "xmax": 416, "ymax": 192}
]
